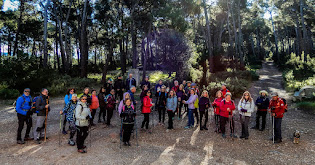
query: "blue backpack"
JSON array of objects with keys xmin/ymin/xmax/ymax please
[{"xmin": 31, "ymin": 96, "xmax": 43, "ymax": 113}]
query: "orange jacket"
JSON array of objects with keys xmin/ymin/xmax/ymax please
[{"xmin": 90, "ymin": 95, "xmax": 99, "ymax": 110}]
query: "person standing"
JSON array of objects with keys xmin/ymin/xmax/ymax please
[
  {"xmin": 221, "ymin": 84, "xmax": 230, "ymax": 98},
  {"xmin": 127, "ymin": 86, "xmax": 137, "ymax": 110},
  {"xmin": 141, "ymin": 76, "xmax": 151, "ymax": 90},
  {"xmin": 166, "ymin": 90, "xmax": 177, "ymax": 130},
  {"xmin": 105, "ymin": 89, "xmax": 117, "ymax": 126},
  {"xmin": 78, "ymin": 88, "xmax": 91, "ymax": 105},
  {"xmin": 34, "ymin": 88, "xmax": 50, "ymax": 144},
  {"xmin": 156, "ymin": 85, "xmax": 168, "ymax": 125},
  {"xmin": 118, "ymin": 93, "xmax": 133, "ymax": 114},
  {"xmin": 252, "ymin": 90, "xmax": 270, "ymax": 131},
  {"xmin": 98, "ymin": 87, "xmax": 106, "ymax": 123},
  {"xmin": 60, "ymin": 94, "xmax": 78, "ymax": 146},
  {"xmin": 154, "ymin": 80, "xmax": 163, "ymax": 94},
  {"xmin": 125, "ymin": 74, "xmax": 136, "ymax": 91},
  {"xmin": 16, "ymin": 88, "xmax": 33, "ymax": 144},
  {"xmin": 269, "ymin": 92, "xmax": 286, "ymax": 143},
  {"xmin": 212, "ymin": 90, "xmax": 223, "ymax": 133},
  {"xmin": 75, "ymin": 95, "xmax": 91, "ymax": 153},
  {"xmin": 176, "ymin": 84, "xmax": 186, "ymax": 119},
  {"xmin": 183, "ymin": 88, "xmax": 198, "ymax": 129},
  {"xmin": 120, "ymin": 99, "xmax": 136, "ymax": 146},
  {"xmin": 238, "ymin": 91, "xmax": 255, "ymax": 139},
  {"xmin": 219, "ymin": 92, "xmax": 236, "ymax": 138},
  {"xmin": 105, "ymin": 78, "xmax": 114, "ymax": 95},
  {"xmin": 62, "ymin": 88, "xmax": 75, "ymax": 134},
  {"xmin": 140, "ymin": 85, "xmax": 149, "ymax": 103},
  {"xmin": 114, "ymin": 76, "xmax": 124, "ymax": 100},
  {"xmin": 171, "ymin": 80, "xmax": 179, "ymax": 93},
  {"xmin": 141, "ymin": 90, "xmax": 154, "ymax": 132},
  {"xmin": 182, "ymin": 80, "xmax": 187, "ymax": 88},
  {"xmin": 199, "ymin": 90, "xmax": 210, "ymax": 130},
  {"xmin": 89, "ymin": 90, "xmax": 99, "ymax": 126}
]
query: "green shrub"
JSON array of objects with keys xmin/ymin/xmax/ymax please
[{"xmin": 0, "ymin": 83, "xmax": 20, "ymax": 99}]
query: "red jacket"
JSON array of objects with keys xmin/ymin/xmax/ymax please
[
  {"xmin": 219, "ymin": 99, "xmax": 235, "ymax": 118},
  {"xmin": 171, "ymin": 86, "xmax": 179, "ymax": 93},
  {"xmin": 90, "ymin": 95, "xmax": 99, "ymax": 110},
  {"xmin": 269, "ymin": 98, "xmax": 286, "ymax": 118},
  {"xmin": 221, "ymin": 89, "xmax": 230, "ymax": 98},
  {"xmin": 142, "ymin": 96, "xmax": 153, "ymax": 113},
  {"xmin": 212, "ymin": 97, "xmax": 223, "ymax": 115}
]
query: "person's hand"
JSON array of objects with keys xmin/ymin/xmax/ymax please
[
  {"xmin": 182, "ymin": 100, "xmax": 185, "ymax": 104},
  {"xmin": 178, "ymin": 97, "xmax": 181, "ymax": 101},
  {"xmin": 45, "ymin": 104, "xmax": 49, "ymax": 109},
  {"xmin": 272, "ymin": 113, "xmax": 276, "ymax": 117},
  {"xmin": 117, "ymin": 89, "xmax": 120, "ymax": 91},
  {"xmin": 227, "ymin": 108, "xmax": 231, "ymax": 112},
  {"xmin": 116, "ymin": 100, "xmax": 119, "ymax": 103},
  {"xmin": 136, "ymin": 101, "xmax": 138, "ymax": 104},
  {"xmin": 59, "ymin": 111, "xmax": 63, "ymax": 115},
  {"xmin": 152, "ymin": 103, "xmax": 155, "ymax": 106}
]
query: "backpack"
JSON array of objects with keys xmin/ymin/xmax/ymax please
[
  {"xmin": 104, "ymin": 94, "xmax": 111, "ymax": 103},
  {"xmin": 194, "ymin": 97, "xmax": 199, "ymax": 108},
  {"xmin": 31, "ymin": 96, "xmax": 43, "ymax": 113},
  {"xmin": 122, "ymin": 104, "xmax": 135, "ymax": 112},
  {"xmin": 281, "ymin": 98, "xmax": 288, "ymax": 112},
  {"xmin": 13, "ymin": 96, "xmax": 28, "ymax": 112}
]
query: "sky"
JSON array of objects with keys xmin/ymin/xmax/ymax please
[{"xmin": 2, "ymin": 0, "xmax": 19, "ymax": 11}]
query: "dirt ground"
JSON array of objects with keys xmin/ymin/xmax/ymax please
[{"xmin": 0, "ymin": 62, "xmax": 314, "ymax": 165}]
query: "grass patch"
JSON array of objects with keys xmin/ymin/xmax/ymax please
[{"xmin": 296, "ymin": 101, "xmax": 315, "ymax": 114}]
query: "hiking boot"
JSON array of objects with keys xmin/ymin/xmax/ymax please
[
  {"xmin": 251, "ymin": 126, "xmax": 258, "ymax": 130},
  {"xmin": 274, "ymin": 139, "xmax": 282, "ymax": 144},
  {"xmin": 127, "ymin": 142, "xmax": 131, "ymax": 146},
  {"xmin": 240, "ymin": 135, "xmax": 245, "ymax": 139},
  {"xmin": 35, "ymin": 139, "xmax": 41, "ymax": 144},
  {"xmin": 62, "ymin": 130, "xmax": 68, "ymax": 135},
  {"xmin": 78, "ymin": 149, "xmax": 86, "ymax": 153},
  {"xmin": 68, "ymin": 139, "xmax": 75, "ymax": 146},
  {"xmin": 203, "ymin": 126, "xmax": 208, "ymax": 130},
  {"xmin": 259, "ymin": 128, "xmax": 265, "ymax": 131},
  {"xmin": 98, "ymin": 119, "xmax": 102, "ymax": 123},
  {"xmin": 24, "ymin": 137, "xmax": 33, "ymax": 141},
  {"xmin": 17, "ymin": 140, "xmax": 25, "ymax": 144},
  {"xmin": 222, "ymin": 134, "xmax": 226, "ymax": 138},
  {"xmin": 230, "ymin": 134, "xmax": 238, "ymax": 138}
]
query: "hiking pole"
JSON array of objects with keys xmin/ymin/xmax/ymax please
[
  {"xmin": 120, "ymin": 118, "xmax": 123, "ymax": 149},
  {"xmin": 90, "ymin": 122, "xmax": 92, "ymax": 148},
  {"xmin": 59, "ymin": 114, "xmax": 62, "ymax": 146},
  {"xmin": 135, "ymin": 116, "xmax": 138, "ymax": 147},
  {"xmin": 272, "ymin": 115, "xmax": 275, "ymax": 144},
  {"xmin": 44, "ymin": 96, "xmax": 49, "ymax": 142}
]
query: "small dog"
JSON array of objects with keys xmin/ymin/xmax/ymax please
[{"xmin": 293, "ymin": 130, "xmax": 300, "ymax": 144}]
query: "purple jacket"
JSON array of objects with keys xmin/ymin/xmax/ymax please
[
  {"xmin": 184, "ymin": 94, "xmax": 198, "ymax": 109},
  {"xmin": 199, "ymin": 97, "xmax": 210, "ymax": 111},
  {"xmin": 118, "ymin": 92, "xmax": 134, "ymax": 114}
]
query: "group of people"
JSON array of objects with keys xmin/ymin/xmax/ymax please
[{"xmin": 15, "ymin": 73, "xmax": 287, "ymax": 154}]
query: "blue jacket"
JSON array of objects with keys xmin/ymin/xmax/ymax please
[
  {"xmin": 166, "ymin": 96, "xmax": 177, "ymax": 112},
  {"xmin": 16, "ymin": 94, "xmax": 32, "ymax": 116},
  {"xmin": 127, "ymin": 90, "xmax": 136, "ymax": 105},
  {"xmin": 155, "ymin": 84, "xmax": 163, "ymax": 93},
  {"xmin": 64, "ymin": 94, "xmax": 72, "ymax": 105},
  {"xmin": 63, "ymin": 100, "xmax": 77, "ymax": 121},
  {"xmin": 255, "ymin": 96, "xmax": 270, "ymax": 110}
]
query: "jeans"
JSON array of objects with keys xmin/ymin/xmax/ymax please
[
  {"xmin": 240, "ymin": 115, "xmax": 250, "ymax": 138},
  {"xmin": 123, "ymin": 124, "xmax": 134, "ymax": 142},
  {"xmin": 68, "ymin": 120, "xmax": 76, "ymax": 140},
  {"xmin": 91, "ymin": 109, "xmax": 97, "ymax": 124},
  {"xmin": 187, "ymin": 109, "xmax": 195, "ymax": 127},
  {"xmin": 274, "ymin": 118, "xmax": 282, "ymax": 140},
  {"xmin": 76, "ymin": 126, "xmax": 88, "ymax": 149},
  {"xmin": 255, "ymin": 110, "xmax": 267, "ymax": 129},
  {"xmin": 141, "ymin": 113, "xmax": 150, "ymax": 129},
  {"xmin": 167, "ymin": 111, "xmax": 175, "ymax": 129},
  {"xmin": 200, "ymin": 110, "xmax": 208, "ymax": 128},
  {"xmin": 158, "ymin": 107, "xmax": 166, "ymax": 123},
  {"xmin": 214, "ymin": 114, "xmax": 220, "ymax": 131},
  {"xmin": 17, "ymin": 113, "xmax": 32, "ymax": 140}
]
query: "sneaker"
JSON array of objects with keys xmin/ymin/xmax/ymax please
[
  {"xmin": 123, "ymin": 142, "xmax": 128, "ymax": 146},
  {"xmin": 127, "ymin": 142, "xmax": 131, "ymax": 146},
  {"xmin": 78, "ymin": 149, "xmax": 86, "ymax": 153},
  {"xmin": 35, "ymin": 139, "xmax": 41, "ymax": 144},
  {"xmin": 17, "ymin": 140, "xmax": 25, "ymax": 144},
  {"xmin": 251, "ymin": 126, "xmax": 258, "ymax": 130},
  {"xmin": 62, "ymin": 130, "xmax": 68, "ymax": 135},
  {"xmin": 230, "ymin": 134, "xmax": 238, "ymax": 138},
  {"xmin": 222, "ymin": 134, "xmax": 226, "ymax": 138},
  {"xmin": 98, "ymin": 119, "xmax": 102, "ymax": 123},
  {"xmin": 68, "ymin": 139, "xmax": 75, "ymax": 146},
  {"xmin": 184, "ymin": 126, "xmax": 191, "ymax": 129}
]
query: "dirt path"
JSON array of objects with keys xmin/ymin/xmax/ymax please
[{"xmin": 0, "ymin": 62, "xmax": 314, "ymax": 165}]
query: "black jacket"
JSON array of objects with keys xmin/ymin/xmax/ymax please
[
  {"xmin": 156, "ymin": 92, "xmax": 167, "ymax": 107},
  {"xmin": 255, "ymin": 96, "xmax": 270, "ymax": 110},
  {"xmin": 125, "ymin": 78, "xmax": 136, "ymax": 90},
  {"xmin": 114, "ymin": 79, "xmax": 124, "ymax": 91},
  {"xmin": 98, "ymin": 92, "xmax": 106, "ymax": 107},
  {"xmin": 105, "ymin": 83, "xmax": 113, "ymax": 95},
  {"xmin": 140, "ymin": 80, "xmax": 151, "ymax": 90},
  {"xmin": 35, "ymin": 95, "xmax": 50, "ymax": 116},
  {"xmin": 120, "ymin": 105, "xmax": 136, "ymax": 124}
]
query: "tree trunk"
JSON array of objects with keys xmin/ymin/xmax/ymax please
[
  {"xmin": 299, "ymin": 0, "xmax": 309, "ymax": 59},
  {"xmin": 13, "ymin": 0, "xmax": 25, "ymax": 57},
  {"xmin": 237, "ymin": 0, "xmax": 244, "ymax": 65},
  {"xmin": 131, "ymin": 0, "xmax": 139, "ymax": 69},
  {"xmin": 80, "ymin": 0, "xmax": 89, "ymax": 78},
  {"xmin": 143, "ymin": 25, "xmax": 151, "ymax": 81},
  {"xmin": 202, "ymin": 0, "xmax": 214, "ymax": 73},
  {"xmin": 43, "ymin": 0, "xmax": 50, "ymax": 67},
  {"xmin": 230, "ymin": 0, "xmax": 239, "ymax": 60},
  {"xmin": 8, "ymin": 31, "xmax": 11, "ymax": 56},
  {"xmin": 64, "ymin": 0, "xmax": 73, "ymax": 69},
  {"xmin": 101, "ymin": 39, "xmax": 113, "ymax": 84},
  {"xmin": 270, "ymin": 11, "xmax": 279, "ymax": 62}
]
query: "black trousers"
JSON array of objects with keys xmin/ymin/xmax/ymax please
[
  {"xmin": 255, "ymin": 111, "xmax": 267, "ymax": 129},
  {"xmin": 178, "ymin": 102, "xmax": 183, "ymax": 118},
  {"xmin": 91, "ymin": 109, "xmax": 97, "ymax": 124},
  {"xmin": 141, "ymin": 113, "xmax": 150, "ymax": 129},
  {"xmin": 116, "ymin": 90, "xmax": 123, "ymax": 100},
  {"xmin": 274, "ymin": 118, "xmax": 282, "ymax": 140},
  {"xmin": 240, "ymin": 115, "xmax": 250, "ymax": 138},
  {"xmin": 200, "ymin": 110, "xmax": 208, "ymax": 128},
  {"xmin": 76, "ymin": 126, "xmax": 88, "ymax": 150},
  {"xmin": 158, "ymin": 107, "xmax": 166, "ymax": 123},
  {"xmin": 17, "ymin": 113, "xmax": 32, "ymax": 140},
  {"xmin": 194, "ymin": 108, "xmax": 199, "ymax": 124},
  {"xmin": 123, "ymin": 124, "xmax": 134, "ymax": 142},
  {"xmin": 63, "ymin": 114, "xmax": 67, "ymax": 131},
  {"xmin": 214, "ymin": 114, "xmax": 220, "ymax": 131},
  {"xmin": 106, "ymin": 108, "xmax": 114, "ymax": 125},
  {"xmin": 220, "ymin": 116, "xmax": 234, "ymax": 134},
  {"xmin": 99, "ymin": 106, "xmax": 106, "ymax": 121},
  {"xmin": 167, "ymin": 111, "xmax": 175, "ymax": 129}
]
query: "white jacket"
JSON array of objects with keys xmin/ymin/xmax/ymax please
[
  {"xmin": 75, "ymin": 102, "xmax": 91, "ymax": 127},
  {"xmin": 238, "ymin": 99, "xmax": 255, "ymax": 117}
]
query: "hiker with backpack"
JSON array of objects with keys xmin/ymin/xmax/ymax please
[
  {"xmin": 105, "ymin": 89, "xmax": 118, "ymax": 126},
  {"xmin": 176, "ymin": 84, "xmax": 186, "ymax": 119},
  {"xmin": 141, "ymin": 90, "xmax": 154, "ymax": 133},
  {"xmin": 34, "ymin": 88, "xmax": 50, "ymax": 144},
  {"xmin": 221, "ymin": 84, "xmax": 230, "ymax": 98},
  {"xmin": 114, "ymin": 75, "xmax": 125, "ymax": 100},
  {"xmin": 75, "ymin": 95, "xmax": 91, "ymax": 153},
  {"xmin": 183, "ymin": 88, "xmax": 198, "ymax": 129},
  {"xmin": 156, "ymin": 85, "xmax": 168, "ymax": 125},
  {"xmin": 62, "ymin": 88, "xmax": 75, "ymax": 134},
  {"xmin": 118, "ymin": 92, "xmax": 133, "ymax": 114},
  {"xmin": 199, "ymin": 90, "xmax": 210, "ymax": 131},
  {"xmin": 120, "ymin": 98, "xmax": 136, "ymax": 146},
  {"xmin": 16, "ymin": 88, "xmax": 33, "ymax": 144},
  {"xmin": 128, "ymin": 86, "xmax": 137, "ymax": 110},
  {"xmin": 269, "ymin": 92, "xmax": 286, "ymax": 143},
  {"xmin": 98, "ymin": 87, "xmax": 107, "ymax": 124},
  {"xmin": 219, "ymin": 92, "xmax": 236, "ymax": 138},
  {"xmin": 252, "ymin": 90, "xmax": 270, "ymax": 131},
  {"xmin": 212, "ymin": 90, "xmax": 224, "ymax": 133},
  {"xmin": 78, "ymin": 88, "xmax": 91, "ymax": 105},
  {"xmin": 90, "ymin": 90, "xmax": 99, "ymax": 126},
  {"xmin": 105, "ymin": 78, "xmax": 114, "ymax": 95},
  {"xmin": 154, "ymin": 80, "xmax": 164, "ymax": 94},
  {"xmin": 166, "ymin": 90, "xmax": 177, "ymax": 130},
  {"xmin": 238, "ymin": 91, "xmax": 255, "ymax": 139},
  {"xmin": 60, "ymin": 94, "xmax": 78, "ymax": 146}
]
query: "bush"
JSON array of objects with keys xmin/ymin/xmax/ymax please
[{"xmin": 0, "ymin": 83, "xmax": 20, "ymax": 99}]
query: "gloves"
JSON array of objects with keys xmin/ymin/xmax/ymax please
[
  {"xmin": 86, "ymin": 116, "xmax": 91, "ymax": 120},
  {"xmin": 241, "ymin": 108, "xmax": 247, "ymax": 112}
]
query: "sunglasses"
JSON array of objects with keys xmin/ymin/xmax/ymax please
[
  {"xmin": 70, "ymin": 90, "xmax": 74, "ymax": 92},
  {"xmin": 244, "ymin": 95, "xmax": 249, "ymax": 96},
  {"xmin": 81, "ymin": 99, "xmax": 87, "ymax": 100},
  {"xmin": 24, "ymin": 91, "xmax": 30, "ymax": 93}
]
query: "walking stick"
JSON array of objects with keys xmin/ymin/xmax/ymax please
[
  {"xmin": 59, "ymin": 114, "xmax": 62, "ymax": 146},
  {"xmin": 135, "ymin": 116, "xmax": 138, "ymax": 147},
  {"xmin": 44, "ymin": 96, "xmax": 49, "ymax": 142},
  {"xmin": 120, "ymin": 118, "xmax": 123, "ymax": 149},
  {"xmin": 272, "ymin": 115, "xmax": 275, "ymax": 144}
]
